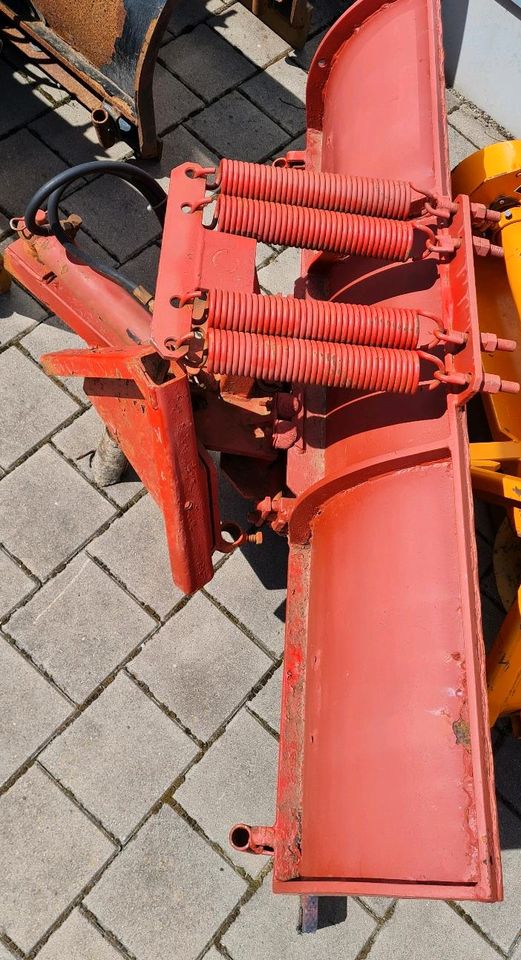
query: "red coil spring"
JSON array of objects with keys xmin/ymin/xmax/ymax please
[
  {"xmin": 217, "ymin": 159, "xmax": 413, "ymax": 219},
  {"xmin": 206, "ymin": 290, "xmax": 420, "ymax": 349},
  {"xmin": 216, "ymin": 195, "xmax": 414, "ymax": 261},
  {"xmin": 207, "ymin": 329, "xmax": 420, "ymax": 393}
]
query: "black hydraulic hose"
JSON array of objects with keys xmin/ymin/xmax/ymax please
[
  {"xmin": 24, "ymin": 161, "xmax": 168, "ymax": 236},
  {"xmin": 23, "ymin": 160, "xmax": 168, "ymax": 302}
]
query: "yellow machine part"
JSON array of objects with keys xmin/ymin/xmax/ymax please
[
  {"xmin": 454, "ymin": 142, "xmax": 521, "ymax": 728},
  {"xmin": 453, "ymin": 141, "xmax": 521, "ymax": 441}
]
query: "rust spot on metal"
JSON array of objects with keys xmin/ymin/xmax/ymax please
[
  {"xmin": 452, "ymin": 718, "xmax": 471, "ymax": 748},
  {"xmin": 33, "ymin": 0, "xmax": 125, "ymax": 70}
]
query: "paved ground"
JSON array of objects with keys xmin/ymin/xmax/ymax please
[{"xmin": 0, "ymin": 1, "xmax": 520, "ymax": 958}]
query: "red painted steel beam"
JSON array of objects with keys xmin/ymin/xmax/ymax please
[{"xmin": 265, "ymin": 0, "xmax": 502, "ymax": 901}]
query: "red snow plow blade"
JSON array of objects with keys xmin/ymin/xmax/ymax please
[{"xmin": 4, "ymin": 0, "xmax": 506, "ymax": 904}]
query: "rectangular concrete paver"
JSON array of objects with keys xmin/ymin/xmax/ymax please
[
  {"xmin": 0, "ymin": 638, "xmax": 71, "ymax": 784},
  {"xmin": 222, "ymin": 880, "xmax": 376, "ymax": 959},
  {"xmin": 144, "ymin": 124, "xmax": 218, "ymax": 191},
  {"xmin": 161, "ymin": 24, "xmax": 255, "ymax": 102},
  {"xmin": 248, "ymin": 667, "xmax": 282, "ymax": 733},
  {"xmin": 53, "ymin": 408, "xmax": 143, "ymax": 508},
  {"xmin": 0, "ymin": 765, "xmax": 114, "ymax": 954},
  {"xmin": 240, "ymin": 57, "xmax": 307, "ymax": 135},
  {"xmin": 6, "ymin": 554, "xmax": 155, "ymax": 703},
  {"xmin": 186, "ymin": 90, "xmax": 288, "ymax": 161},
  {"xmin": 21, "ymin": 316, "xmax": 91, "ymax": 403},
  {"xmin": 359, "ymin": 897, "xmax": 395, "ymax": 920},
  {"xmin": 0, "ymin": 445, "xmax": 114, "ymax": 579},
  {"xmin": 86, "ymin": 805, "xmax": 247, "ymax": 960},
  {"xmin": 87, "ymin": 495, "xmax": 183, "ymax": 618},
  {"xmin": 130, "ymin": 592, "xmax": 271, "ymax": 741},
  {"xmin": 0, "ymin": 946, "xmax": 16, "ymax": 960},
  {"xmin": 0, "ymin": 61, "xmax": 55, "ymax": 136},
  {"xmin": 41, "ymin": 673, "xmax": 197, "ymax": 840},
  {"xmin": 209, "ymin": 4, "xmax": 291, "ymax": 67},
  {"xmin": 118, "ymin": 243, "xmax": 160, "ymax": 295},
  {"xmin": 167, "ymin": 0, "xmax": 218, "ymax": 36},
  {"xmin": 449, "ymin": 104, "xmax": 503, "ymax": 148},
  {"xmin": 0, "ymin": 346, "xmax": 78, "ymax": 469},
  {"xmin": 0, "ymin": 547, "xmax": 35, "ymax": 619},
  {"xmin": 176, "ymin": 709, "xmax": 277, "ymax": 873},
  {"xmin": 62, "ymin": 178, "xmax": 161, "ymax": 263},
  {"xmin": 460, "ymin": 802, "xmax": 521, "ymax": 952},
  {"xmin": 36, "ymin": 908, "xmax": 123, "ymax": 960},
  {"xmin": 363, "ymin": 900, "xmax": 501, "ymax": 960},
  {"xmin": 258, "ymin": 246, "xmax": 301, "ymax": 296},
  {"xmin": 30, "ymin": 99, "xmax": 132, "ymax": 165},
  {"xmin": 153, "ymin": 65, "xmax": 204, "ymax": 135},
  {"xmin": 0, "ymin": 129, "xmax": 67, "ymax": 218},
  {"xmin": 448, "ymin": 124, "xmax": 477, "ymax": 169},
  {"xmin": 205, "ymin": 537, "xmax": 287, "ymax": 655},
  {"xmin": 0, "ymin": 283, "xmax": 47, "ymax": 348}
]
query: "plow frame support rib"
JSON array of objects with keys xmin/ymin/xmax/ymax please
[{"xmin": 42, "ymin": 346, "xmax": 215, "ymax": 596}]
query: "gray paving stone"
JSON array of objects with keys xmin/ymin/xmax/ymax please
[
  {"xmin": 119, "ymin": 243, "xmax": 160, "ymax": 295},
  {"xmin": 0, "ymin": 548, "xmax": 35, "ymax": 619},
  {"xmin": 86, "ymin": 805, "xmax": 247, "ymax": 960},
  {"xmin": 449, "ymin": 105, "xmax": 503, "ymax": 149},
  {"xmin": 361, "ymin": 900, "xmax": 500, "ymax": 960},
  {"xmin": 42, "ymin": 673, "xmax": 197, "ymax": 840},
  {"xmin": 0, "ymin": 347, "xmax": 78, "ymax": 469},
  {"xmin": 53, "ymin": 408, "xmax": 143, "ymax": 507},
  {"xmin": 241, "ymin": 57, "xmax": 307, "ymax": 136},
  {"xmin": 36, "ymin": 908, "xmax": 122, "ymax": 960},
  {"xmin": 209, "ymin": 4, "xmax": 291, "ymax": 68},
  {"xmin": 144, "ymin": 124, "xmax": 218, "ymax": 191},
  {"xmin": 271, "ymin": 132, "xmax": 306, "ymax": 159},
  {"xmin": 21, "ymin": 314, "xmax": 90, "ymax": 403},
  {"xmin": 248, "ymin": 667, "xmax": 281, "ymax": 732},
  {"xmin": 30, "ymin": 99, "xmax": 132, "ymax": 164},
  {"xmin": 0, "ymin": 765, "xmax": 114, "ymax": 954},
  {"xmin": 186, "ymin": 91, "xmax": 288, "ymax": 161},
  {"xmin": 0, "ymin": 129, "xmax": 67, "ymax": 218},
  {"xmin": 176, "ymin": 709, "xmax": 277, "ymax": 872},
  {"xmin": 62, "ymin": 177, "xmax": 161, "ymax": 263},
  {"xmin": 512, "ymin": 939, "xmax": 521, "ymax": 960},
  {"xmin": 7, "ymin": 554, "xmax": 155, "ymax": 703},
  {"xmin": 359, "ymin": 896, "xmax": 394, "ymax": 919},
  {"xmin": 130, "ymin": 592, "xmax": 271, "ymax": 740},
  {"xmin": 222, "ymin": 880, "xmax": 376, "ymax": 959},
  {"xmin": 11, "ymin": 60, "xmax": 69, "ymax": 109},
  {"xmin": 153, "ymin": 64, "xmax": 203, "ymax": 135},
  {"xmin": 291, "ymin": 30, "xmax": 326, "ymax": 72},
  {"xmin": 448, "ymin": 125, "xmax": 479, "ymax": 170},
  {"xmin": 0, "ymin": 61, "xmax": 55, "ymax": 137},
  {"xmin": 161, "ymin": 24, "xmax": 255, "ymax": 103},
  {"xmin": 167, "ymin": 0, "xmax": 226, "ymax": 37},
  {"xmin": 0, "ymin": 945, "xmax": 16, "ymax": 959},
  {"xmin": 259, "ymin": 246, "xmax": 301, "ymax": 296},
  {"xmin": 460, "ymin": 801, "xmax": 521, "ymax": 952},
  {"xmin": 0, "ymin": 638, "xmax": 71, "ymax": 783},
  {"xmin": 205, "ymin": 538, "xmax": 287, "ymax": 654},
  {"xmin": 446, "ymin": 88, "xmax": 462, "ymax": 114},
  {"xmin": 87, "ymin": 494, "xmax": 183, "ymax": 618},
  {"xmin": 310, "ymin": 0, "xmax": 350, "ymax": 32},
  {"xmin": 0, "ymin": 445, "xmax": 114, "ymax": 579},
  {"xmin": 0, "ymin": 279, "xmax": 48, "ymax": 348}
]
